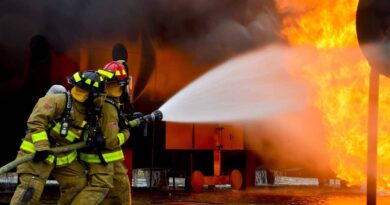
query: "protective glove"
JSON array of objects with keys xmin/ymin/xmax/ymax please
[
  {"xmin": 130, "ymin": 112, "xmax": 145, "ymax": 127},
  {"xmin": 131, "ymin": 112, "xmax": 144, "ymax": 119},
  {"xmin": 33, "ymin": 150, "xmax": 51, "ymax": 162},
  {"xmin": 119, "ymin": 112, "xmax": 145, "ymax": 129},
  {"xmin": 118, "ymin": 113, "xmax": 131, "ymax": 130}
]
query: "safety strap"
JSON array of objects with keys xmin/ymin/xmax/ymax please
[
  {"xmin": 84, "ymin": 105, "xmax": 108, "ymax": 166},
  {"xmin": 105, "ymin": 98, "xmax": 127, "ymax": 146},
  {"xmin": 106, "ymin": 98, "xmax": 130, "ymax": 131},
  {"xmin": 47, "ymin": 92, "xmax": 76, "ymax": 140},
  {"xmin": 105, "ymin": 98, "xmax": 120, "ymax": 113},
  {"xmin": 59, "ymin": 92, "xmax": 72, "ymax": 138},
  {"xmin": 97, "ymin": 151, "xmax": 108, "ymax": 166}
]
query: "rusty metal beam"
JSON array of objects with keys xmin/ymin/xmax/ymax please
[{"xmin": 367, "ymin": 69, "xmax": 379, "ymax": 205}]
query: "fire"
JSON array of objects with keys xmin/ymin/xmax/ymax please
[{"xmin": 276, "ymin": 0, "xmax": 390, "ymax": 189}]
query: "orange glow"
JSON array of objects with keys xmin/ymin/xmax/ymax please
[{"xmin": 276, "ymin": 0, "xmax": 390, "ymax": 189}]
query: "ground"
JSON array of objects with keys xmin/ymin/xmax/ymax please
[{"xmin": 1, "ymin": 186, "xmax": 390, "ymax": 205}]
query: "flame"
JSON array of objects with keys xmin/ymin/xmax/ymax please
[{"xmin": 276, "ymin": 0, "xmax": 390, "ymax": 189}]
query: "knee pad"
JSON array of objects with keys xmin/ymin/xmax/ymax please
[
  {"xmin": 18, "ymin": 174, "xmax": 45, "ymax": 203},
  {"xmin": 20, "ymin": 187, "xmax": 34, "ymax": 203}
]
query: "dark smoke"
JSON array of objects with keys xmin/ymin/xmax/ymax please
[
  {"xmin": 0, "ymin": 0, "xmax": 281, "ymax": 65},
  {"xmin": 149, "ymin": 0, "xmax": 282, "ymax": 64}
]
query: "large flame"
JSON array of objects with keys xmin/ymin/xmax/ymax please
[{"xmin": 276, "ymin": 0, "xmax": 390, "ymax": 189}]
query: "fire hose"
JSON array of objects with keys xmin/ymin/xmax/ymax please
[
  {"xmin": 0, "ymin": 142, "xmax": 87, "ymax": 175},
  {"xmin": 0, "ymin": 110, "xmax": 163, "ymax": 175}
]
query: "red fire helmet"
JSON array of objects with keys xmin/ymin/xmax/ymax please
[{"xmin": 100, "ymin": 61, "xmax": 129, "ymax": 86}]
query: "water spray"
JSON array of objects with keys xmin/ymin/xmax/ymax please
[{"xmin": 159, "ymin": 45, "xmax": 308, "ymax": 123}]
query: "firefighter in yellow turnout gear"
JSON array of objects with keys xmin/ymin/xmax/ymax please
[
  {"xmin": 98, "ymin": 61, "xmax": 133, "ymax": 205},
  {"xmin": 10, "ymin": 71, "xmax": 106, "ymax": 205},
  {"xmin": 71, "ymin": 63, "xmax": 130, "ymax": 204}
]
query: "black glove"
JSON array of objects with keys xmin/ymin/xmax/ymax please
[
  {"xmin": 119, "ymin": 112, "xmax": 145, "ymax": 129},
  {"xmin": 131, "ymin": 112, "xmax": 144, "ymax": 120},
  {"xmin": 33, "ymin": 150, "xmax": 51, "ymax": 162},
  {"xmin": 118, "ymin": 113, "xmax": 131, "ymax": 130},
  {"xmin": 129, "ymin": 112, "xmax": 145, "ymax": 127}
]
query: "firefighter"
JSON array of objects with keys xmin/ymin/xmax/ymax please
[
  {"xmin": 10, "ymin": 70, "xmax": 106, "ymax": 205},
  {"xmin": 71, "ymin": 62, "xmax": 131, "ymax": 204},
  {"xmin": 95, "ymin": 61, "xmax": 133, "ymax": 205}
]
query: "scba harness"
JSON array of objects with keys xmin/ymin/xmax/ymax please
[{"xmin": 20, "ymin": 91, "xmax": 83, "ymax": 166}]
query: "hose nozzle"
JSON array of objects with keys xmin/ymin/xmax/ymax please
[
  {"xmin": 129, "ymin": 110, "xmax": 163, "ymax": 127},
  {"xmin": 143, "ymin": 110, "xmax": 163, "ymax": 123}
]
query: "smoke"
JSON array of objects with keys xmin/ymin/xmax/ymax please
[
  {"xmin": 360, "ymin": 42, "xmax": 390, "ymax": 76},
  {"xmin": 245, "ymin": 108, "xmax": 330, "ymax": 175},
  {"xmin": 0, "ymin": 0, "xmax": 281, "ymax": 64},
  {"xmin": 244, "ymin": 44, "xmax": 338, "ymax": 176},
  {"xmin": 160, "ymin": 0, "xmax": 282, "ymax": 64},
  {"xmin": 0, "ymin": 0, "xmax": 142, "ymax": 52}
]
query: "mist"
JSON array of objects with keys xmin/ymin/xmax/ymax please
[{"xmin": 159, "ymin": 44, "xmax": 308, "ymax": 123}]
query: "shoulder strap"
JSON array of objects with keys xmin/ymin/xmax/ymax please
[
  {"xmin": 105, "ymin": 98, "xmax": 120, "ymax": 115},
  {"xmin": 105, "ymin": 98, "xmax": 131, "ymax": 130},
  {"xmin": 64, "ymin": 91, "xmax": 72, "ymax": 112},
  {"xmin": 59, "ymin": 92, "xmax": 73, "ymax": 137}
]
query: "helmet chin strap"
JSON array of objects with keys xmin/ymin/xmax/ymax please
[
  {"xmin": 120, "ymin": 87, "xmax": 130, "ymax": 104},
  {"xmin": 82, "ymin": 92, "xmax": 95, "ymax": 107}
]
